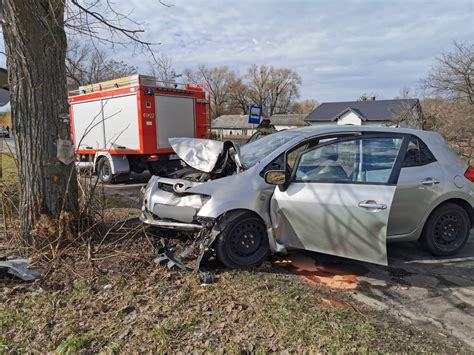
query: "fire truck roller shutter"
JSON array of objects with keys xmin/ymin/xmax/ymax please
[
  {"xmin": 154, "ymin": 95, "xmax": 196, "ymax": 149},
  {"xmin": 102, "ymin": 94, "xmax": 140, "ymax": 150},
  {"xmin": 71, "ymin": 99, "xmax": 106, "ymax": 150}
]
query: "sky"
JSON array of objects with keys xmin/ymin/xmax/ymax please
[{"xmin": 2, "ymin": 0, "xmax": 474, "ymax": 102}]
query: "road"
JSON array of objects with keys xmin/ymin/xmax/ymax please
[{"xmin": 283, "ymin": 233, "xmax": 474, "ymax": 349}]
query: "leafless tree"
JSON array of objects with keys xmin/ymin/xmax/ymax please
[
  {"xmin": 389, "ymin": 100, "xmax": 424, "ymax": 129},
  {"xmin": 184, "ymin": 65, "xmax": 237, "ymax": 119},
  {"xmin": 246, "ymin": 65, "xmax": 301, "ymax": 116},
  {"xmin": 421, "ymin": 42, "xmax": 474, "ymax": 104},
  {"xmin": 420, "ymin": 42, "xmax": 474, "ymax": 164},
  {"xmin": 66, "ymin": 39, "xmax": 137, "ymax": 89},
  {"xmin": 147, "ymin": 53, "xmax": 180, "ymax": 87},
  {"xmin": 228, "ymin": 78, "xmax": 250, "ymax": 114},
  {"xmin": 394, "ymin": 86, "xmax": 413, "ymax": 99},
  {"xmin": 290, "ymin": 99, "xmax": 319, "ymax": 114},
  {"xmin": 0, "ymin": 0, "xmax": 162, "ymax": 243},
  {"xmin": 422, "ymin": 98, "xmax": 474, "ymax": 163},
  {"xmin": 246, "ymin": 64, "xmax": 272, "ymax": 115}
]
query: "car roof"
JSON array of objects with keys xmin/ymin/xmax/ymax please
[{"xmin": 291, "ymin": 125, "xmax": 440, "ymax": 141}]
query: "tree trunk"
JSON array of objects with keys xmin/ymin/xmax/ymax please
[{"xmin": 1, "ymin": 0, "xmax": 79, "ymax": 242}]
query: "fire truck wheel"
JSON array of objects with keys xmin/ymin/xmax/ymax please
[
  {"xmin": 97, "ymin": 157, "xmax": 114, "ymax": 184},
  {"xmin": 149, "ymin": 166, "xmax": 165, "ymax": 177}
]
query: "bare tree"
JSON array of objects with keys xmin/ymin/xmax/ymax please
[
  {"xmin": 66, "ymin": 39, "xmax": 137, "ymax": 89},
  {"xmin": 422, "ymin": 98, "xmax": 474, "ymax": 163},
  {"xmin": 246, "ymin": 64, "xmax": 272, "ymax": 115},
  {"xmin": 148, "ymin": 53, "xmax": 180, "ymax": 86},
  {"xmin": 228, "ymin": 78, "xmax": 250, "ymax": 114},
  {"xmin": 420, "ymin": 42, "xmax": 474, "ymax": 164},
  {"xmin": 184, "ymin": 65, "xmax": 236, "ymax": 119},
  {"xmin": 291, "ymin": 99, "xmax": 319, "ymax": 114},
  {"xmin": 421, "ymin": 42, "xmax": 474, "ymax": 104},
  {"xmin": 1, "ymin": 0, "xmax": 161, "ymax": 243},
  {"xmin": 246, "ymin": 65, "xmax": 301, "ymax": 116},
  {"xmin": 395, "ymin": 86, "xmax": 413, "ymax": 99}
]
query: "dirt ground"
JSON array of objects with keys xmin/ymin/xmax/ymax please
[
  {"xmin": 104, "ymin": 174, "xmax": 474, "ymax": 350},
  {"xmin": 1, "ymin": 167, "xmax": 472, "ymax": 351}
]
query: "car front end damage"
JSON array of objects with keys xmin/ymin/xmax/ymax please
[
  {"xmin": 139, "ymin": 137, "xmax": 245, "ymax": 270},
  {"xmin": 140, "ymin": 176, "xmax": 209, "ymax": 231},
  {"xmin": 140, "ymin": 175, "xmax": 221, "ymax": 271}
]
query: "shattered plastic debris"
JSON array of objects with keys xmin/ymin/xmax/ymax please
[
  {"xmin": 199, "ymin": 272, "xmax": 215, "ymax": 286},
  {"xmin": 0, "ymin": 256, "xmax": 45, "ymax": 281}
]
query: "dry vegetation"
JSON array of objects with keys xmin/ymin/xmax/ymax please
[{"xmin": 0, "ymin": 156, "xmax": 466, "ymax": 352}]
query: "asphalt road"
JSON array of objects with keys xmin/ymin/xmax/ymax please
[{"xmin": 282, "ymin": 233, "xmax": 474, "ymax": 350}]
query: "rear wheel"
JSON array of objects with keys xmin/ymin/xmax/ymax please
[
  {"xmin": 215, "ymin": 212, "xmax": 269, "ymax": 269},
  {"xmin": 97, "ymin": 157, "xmax": 114, "ymax": 184},
  {"xmin": 421, "ymin": 203, "xmax": 471, "ymax": 256}
]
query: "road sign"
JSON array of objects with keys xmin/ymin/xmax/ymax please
[{"xmin": 248, "ymin": 105, "xmax": 262, "ymax": 124}]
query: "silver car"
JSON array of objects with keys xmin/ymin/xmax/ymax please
[{"xmin": 140, "ymin": 126, "xmax": 474, "ymax": 267}]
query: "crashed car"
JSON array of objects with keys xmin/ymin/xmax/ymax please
[{"xmin": 140, "ymin": 126, "xmax": 474, "ymax": 267}]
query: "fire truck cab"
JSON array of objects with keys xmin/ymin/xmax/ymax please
[{"xmin": 68, "ymin": 75, "xmax": 209, "ymax": 183}]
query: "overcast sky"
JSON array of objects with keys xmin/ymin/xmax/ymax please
[{"xmin": 2, "ymin": 0, "xmax": 474, "ymax": 102}]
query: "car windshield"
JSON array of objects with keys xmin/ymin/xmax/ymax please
[{"xmin": 239, "ymin": 131, "xmax": 300, "ymax": 168}]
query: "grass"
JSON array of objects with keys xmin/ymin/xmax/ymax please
[
  {"xmin": 0, "ymin": 153, "xmax": 18, "ymax": 187},
  {"xmin": 0, "ymin": 254, "xmax": 463, "ymax": 353},
  {"xmin": 0, "ymin": 157, "xmax": 466, "ymax": 352}
]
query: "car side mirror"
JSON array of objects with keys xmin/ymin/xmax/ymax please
[{"xmin": 264, "ymin": 170, "xmax": 288, "ymax": 186}]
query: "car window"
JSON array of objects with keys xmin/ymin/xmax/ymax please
[
  {"xmin": 239, "ymin": 130, "xmax": 300, "ymax": 168},
  {"xmin": 294, "ymin": 136, "xmax": 403, "ymax": 184},
  {"xmin": 260, "ymin": 135, "xmax": 355, "ymax": 177},
  {"xmin": 402, "ymin": 137, "xmax": 436, "ymax": 167}
]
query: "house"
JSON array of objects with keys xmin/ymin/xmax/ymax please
[
  {"xmin": 211, "ymin": 115, "xmax": 258, "ymax": 140},
  {"xmin": 270, "ymin": 114, "xmax": 308, "ymax": 131},
  {"xmin": 304, "ymin": 99, "xmax": 422, "ymax": 128}
]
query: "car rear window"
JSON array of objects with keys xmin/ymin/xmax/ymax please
[{"xmin": 402, "ymin": 137, "xmax": 436, "ymax": 167}]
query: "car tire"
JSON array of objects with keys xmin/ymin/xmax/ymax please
[
  {"xmin": 421, "ymin": 203, "xmax": 471, "ymax": 256},
  {"xmin": 215, "ymin": 211, "xmax": 269, "ymax": 269},
  {"xmin": 97, "ymin": 157, "xmax": 114, "ymax": 184}
]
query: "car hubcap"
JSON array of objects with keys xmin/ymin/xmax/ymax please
[
  {"xmin": 433, "ymin": 213, "xmax": 465, "ymax": 251},
  {"xmin": 229, "ymin": 222, "xmax": 264, "ymax": 258}
]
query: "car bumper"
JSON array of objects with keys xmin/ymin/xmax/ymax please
[
  {"xmin": 140, "ymin": 176, "xmax": 210, "ymax": 231},
  {"xmin": 140, "ymin": 208, "xmax": 203, "ymax": 231}
]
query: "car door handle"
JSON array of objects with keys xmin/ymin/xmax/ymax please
[
  {"xmin": 421, "ymin": 178, "xmax": 440, "ymax": 186},
  {"xmin": 358, "ymin": 201, "xmax": 387, "ymax": 210}
]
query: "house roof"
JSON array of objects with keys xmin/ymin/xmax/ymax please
[
  {"xmin": 305, "ymin": 99, "xmax": 419, "ymax": 122},
  {"xmin": 270, "ymin": 114, "xmax": 308, "ymax": 127},
  {"xmin": 212, "ymin": 115, "xmax": 256, "ymax": 129}
]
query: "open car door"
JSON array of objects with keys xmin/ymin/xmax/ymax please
[{"xmin": 270, "ymin": 134, "xmax": 406, "ymax": 265}]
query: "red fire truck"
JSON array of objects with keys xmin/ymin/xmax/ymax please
[{"xmin": 68, "ymin": 75, "xmax": 209, "ymax": 183}]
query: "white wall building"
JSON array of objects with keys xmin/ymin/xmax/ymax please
[
  {"xmin": 211, "ymin": 115, "xmax": 257, "ymax": 140},
  {"xmin": 269, "ymin": 114, "xmax": 308, "ymax": 131},
  {"xmin": 304, "ymin": 99, "xmax": 423, "ymax": 128}
]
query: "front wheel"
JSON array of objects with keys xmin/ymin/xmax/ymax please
[
  {"xmin": 421, "ymin": 203, "xmax": 471, "ymax": 256},
  {"xmin": 215, "ymin": 212, "xmax": 269, "ymax": 269}
]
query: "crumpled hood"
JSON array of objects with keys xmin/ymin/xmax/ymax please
[{"xmin": 169, "ymin": 137, "xmax": 242, "ymax": 173}]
